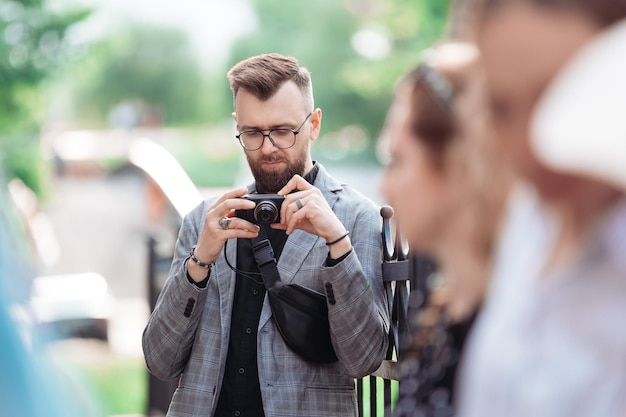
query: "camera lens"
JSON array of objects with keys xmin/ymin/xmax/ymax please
[{"xmin": 254, "ymin": 201, "xmax": 279, "ymax": 223}]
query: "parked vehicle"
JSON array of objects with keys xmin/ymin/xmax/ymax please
[{"xmin": 3, "ymin": 176, "xmax": 115, "ymax": 343}]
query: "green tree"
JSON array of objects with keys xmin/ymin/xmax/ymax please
[
  {"xmin": 0, "ymin": 0, "xmax": 89, "ymax": 193},
  {"xmin": 64, "ymin": 22, "xmax": 208, "ymax": 128}
]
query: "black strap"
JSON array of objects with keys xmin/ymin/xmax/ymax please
[{"xmin": 251, "ymin": 226, "xmax": 281, "ymax": 290}]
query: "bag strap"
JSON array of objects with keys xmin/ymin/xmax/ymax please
[{"xmin": 251, "ymin": 226, "xmax": 281, "ymax": 289}]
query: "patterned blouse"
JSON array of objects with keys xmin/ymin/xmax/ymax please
[{"xmin": 393, "ymin": 287, "xmax": 477, "ymax": 417}]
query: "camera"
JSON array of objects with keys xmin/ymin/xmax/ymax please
[{"xmin": 235, "ymin": 194, "xmax": 285, "ymax": 224}]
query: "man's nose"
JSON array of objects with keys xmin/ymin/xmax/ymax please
[{"xmin": 259, "ymin": 134, "xmax": 278, "ymax": 153}]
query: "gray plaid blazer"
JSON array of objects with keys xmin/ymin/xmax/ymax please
[{"xmin": 143, "ymin": 163, "xmax": 389, "ymax": 417}]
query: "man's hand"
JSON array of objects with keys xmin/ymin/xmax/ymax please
[
  {"xmin": 275, "ymin": 175, "xmax": 352, "ymax": 259},
  {"xmin": 188, "ymin": 187, "xmax": 260, "ymax": 282}
]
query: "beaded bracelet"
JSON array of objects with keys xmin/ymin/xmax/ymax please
[
  {"xmin": 190, "ymin": 246, "xmax": 214, "ymax": 269},
  {"xmin": 325, "ymin": 231, "xmax": 350, "ymax": 246}
]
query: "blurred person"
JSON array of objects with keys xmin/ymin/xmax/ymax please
[
  {"xmin": 455, "ymin": 1, "xmax": 626, "ymax": 416},
  {"xmin": 0, "ymin": 290, "xmax": 57, "ymax": 417},
  {"xmin": 531, "ymin": 18, "xmax": 626, "ymax": 190},
  {"xmin": 0, "ymin": 292, "xmax": 92, "ymax": 417},
  {"xmin": 1, "ymin": 176, "xmax": 96, "ymax": 417},
  {"xmin": 142, "ymin": 53, "xmax": 389, "ymax": 417},
  {"xmin": 379, "ymin": 41, "xmax": 511, "ymax": 417},
  {"xmin": 0, "ymin": 287, "xmax": 98, "ymax": 417}
]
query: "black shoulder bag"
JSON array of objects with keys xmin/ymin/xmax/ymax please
[{"xmin": 251, "ymin": 236, "xmax": 338, "ymax": 364}]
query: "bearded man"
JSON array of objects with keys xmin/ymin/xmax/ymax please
[{"xmin": 143, "ymin": 53, "xmax": 389, "ymax": 417}]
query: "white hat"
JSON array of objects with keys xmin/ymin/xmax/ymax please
[{"xmin": 531, "ymin": 18, "xmax": 626, "ymax": 190}]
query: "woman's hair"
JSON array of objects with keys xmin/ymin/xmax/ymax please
[
  {"xmin": 227, "ymin": 53, "xmax": 314, "ymax": 112},
  {"xmin": 408, "ymin": 42, "xmax": 482, "ymax": 169},
  {"xmin": 399, "ymin": 43, "xmax": 512, "ymax": 383},
  {"xmin": 473, "ymin": 0, "xmax": 626, "ymax": 28},
  {"xmin": 404, "ymin": 40, "xmax": 511, "ymax": 312}
]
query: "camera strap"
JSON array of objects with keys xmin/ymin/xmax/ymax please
[{"xmin": 251, "ymin": 226, "xmax": 280, "ymax": 289}]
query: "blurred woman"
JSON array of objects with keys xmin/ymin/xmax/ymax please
[
  {"xmin": 379, "ymin": 41, "xmax": 511, "ymax": 417},
  {"xmin": 456, "ymin": 1, "xmax": 626, "ymax": 416}
]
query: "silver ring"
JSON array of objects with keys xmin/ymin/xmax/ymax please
[
  {"xmin": 295, "ymin": 199, "xmax": 304, "ymax": 210},
  {"xmin": 218, "ymin": 217, "xmax": 231, "ymax": 230}
]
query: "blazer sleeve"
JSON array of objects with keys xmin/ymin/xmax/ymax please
[
  {"xmin": 142, "ymin": 200, "xmax": 211, "ymax": 380},
  {"xmin": 322, "ymin": 191, "xmax": 390, "ymax": 378}
]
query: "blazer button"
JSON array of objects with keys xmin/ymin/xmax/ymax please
[
  {"xmin": 183, "ymin": 298, "xmax": 195, "ymax": 317},
  {"xmin": 325, "ymin": 286, "xmax": 335, "ymax": 299}
]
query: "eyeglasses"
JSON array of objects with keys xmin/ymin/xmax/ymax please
[{"xmin": 236, "ymin": 112, "xmax": 312, "ymax": 151}]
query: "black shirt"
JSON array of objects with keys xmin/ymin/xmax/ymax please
[
  {"xmin": 215, "ymin": 164, "xmax": 319, "ymax": 417},
  {"xmin": 214, "ymin": 226, "xmax": 287, "ymax": 417}
]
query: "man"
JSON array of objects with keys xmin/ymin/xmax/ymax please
[{"xmin": 143, "ymin": 53, "xmax": 389, "ymax": 417}]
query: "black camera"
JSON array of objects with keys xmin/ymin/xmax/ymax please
[{"xmin": 235, "ymin": 194, "xmax": 285, "ymax": 224}]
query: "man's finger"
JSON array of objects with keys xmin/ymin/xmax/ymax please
[
  {"xmin": 215, "ymin": 187, "xmax": 249, "ymax": 205},
  {"xmin": 277, "ymin": 174, "xmax": 311, "ymax": 196}
]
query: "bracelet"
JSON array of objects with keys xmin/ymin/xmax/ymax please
[
  {"xmin": 185, "ymin": 257, "xmax": 211, "ymax": 285},
  {"xmin": 325, "ymin": 231, "xmax": 349, "ymax": 246},
  {"xmin": 190, "ymin": 246, "xmax": 214, "ymax": 269}
]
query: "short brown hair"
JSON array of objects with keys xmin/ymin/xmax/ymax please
[{"xmin": 227, "ymin": 53, "xmax": 314, "ymax": 111}]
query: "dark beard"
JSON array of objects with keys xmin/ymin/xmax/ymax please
[{"xmin": 247, "ymin": 152, "xmax": 307, "ymax": 193}]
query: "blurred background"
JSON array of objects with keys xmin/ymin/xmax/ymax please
[{"xmin": 0, "ymin": 0, "xmax": 452, "ymax": 415}]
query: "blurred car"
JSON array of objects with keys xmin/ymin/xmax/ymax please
[
  {"xmin": 30, "ymin": 272, "xmax": 115, "ymax": 342},
  {"xmin": 3, "ymin": 177, "xmax": 116, "ymax": 343}
]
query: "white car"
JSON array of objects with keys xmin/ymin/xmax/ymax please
[{"xmin": 30, "ymin": 272, "xmax": 116, "ymax": 342}]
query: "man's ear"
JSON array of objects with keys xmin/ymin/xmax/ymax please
[
  {"xmin": 310, "ymin": 108, "xmax": 322, "ymax": 141},
  {"xmin": 232, "ymin": 112, "xmax": 237, "ymax": 123}
]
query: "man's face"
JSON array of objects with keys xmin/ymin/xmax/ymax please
[
  {"xmin": 234, "ymin": 81, "xmax": 320, "ymax": 193},
  {"xmin": 478, "ymin": 3, "xmax": 599, "ymax": 199}
]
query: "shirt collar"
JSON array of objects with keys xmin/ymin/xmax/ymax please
[{"xmin": 303, "ymin": 161, "xmax": 320, "ymax": 186}]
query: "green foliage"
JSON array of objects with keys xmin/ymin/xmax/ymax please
[
  {"xmin": 69, "ymin": 354, "xmax": 147, "ymax": 417},
  {"xmin": 177, "ymin": 151, "xmax": 242, "ymax": 189},
  {"xmin": 0, "ymin": 0, "xmax": 89, "ymax": 129},
  {"xmin": 0, "ymin": 0, "xmax": 89, "ymax": 193},
  {"xmin": 163, "ymin": 126, "xmax": 244, "ymax": 188},
  {"xmin": 0, "ymin": 133, "xmax": 45, "ymax": 194},
  {"xmin": 66, "ymin": 22, "xmax": 208, "ymax": 127}
]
